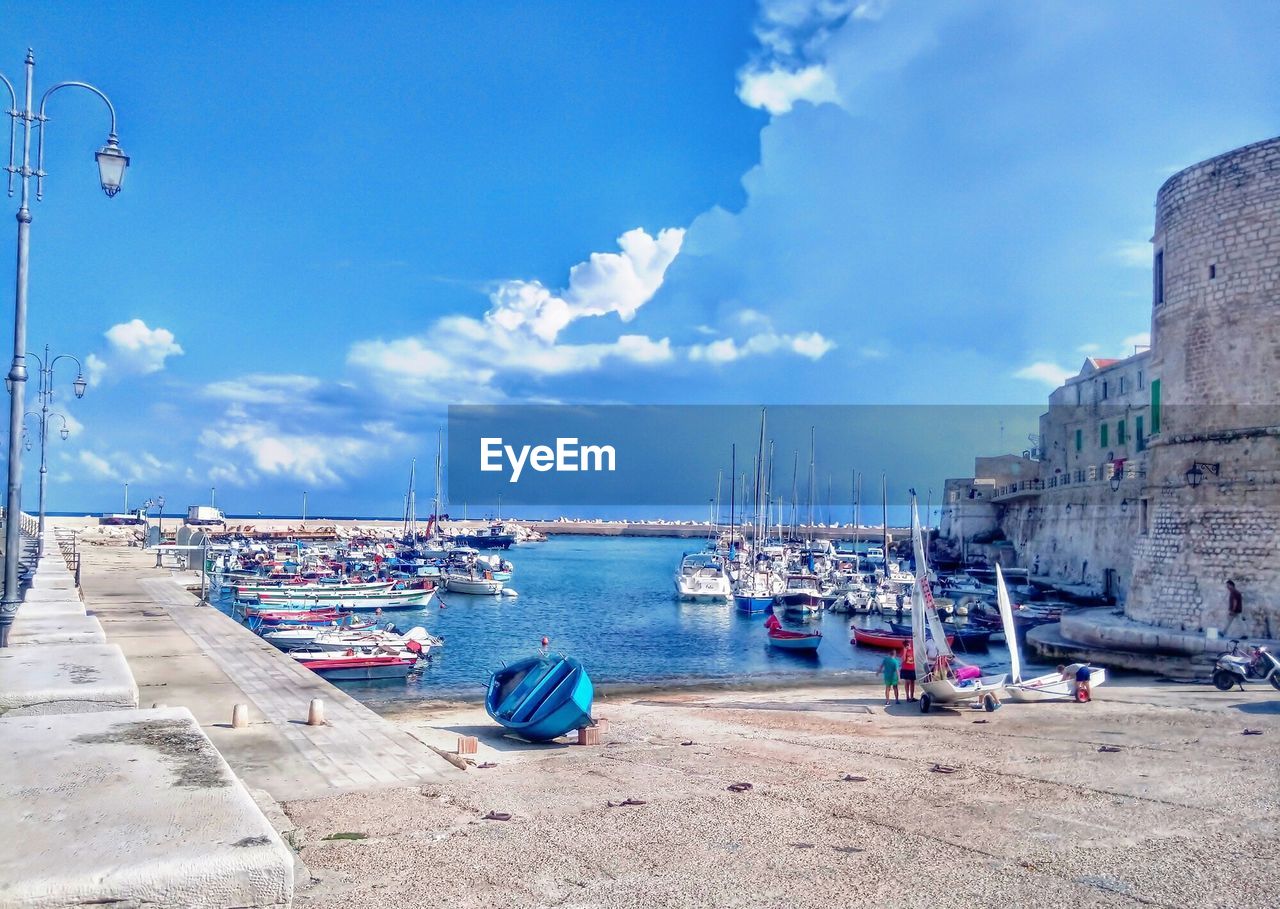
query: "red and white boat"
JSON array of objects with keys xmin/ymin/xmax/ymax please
[{"xmin": 765, "ymin": 614, "xmax": 822, "ymax": 651}]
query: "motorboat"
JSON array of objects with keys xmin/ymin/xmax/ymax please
[
  {"xmin": 443, "ymin": 571, "xmax": 505, "ymax": 595},
  {"xmin": 674, "ymin": 553, "xmax": 731, "ymax": 602},
  {"xmin": 779, "ymin": 573, "xmax": 823, "ymax": 615}
]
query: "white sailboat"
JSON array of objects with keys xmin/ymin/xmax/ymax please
[
  {"xmin": 997, "ymin": 564, "xmax": 1106, "ymax": 702},
  {"xmin": 911, "ymin": 493, "xmax": 1007, "ymax": 713}
]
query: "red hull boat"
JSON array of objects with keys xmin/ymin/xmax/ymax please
[{"xmin": 851, "ymin": 627, "xmax": 955, "ymax": 650}]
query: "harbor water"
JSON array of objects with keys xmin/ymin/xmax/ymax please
[{"xmin": 219, "ymin": 535, "xmax": 1034, "ymax": 707}]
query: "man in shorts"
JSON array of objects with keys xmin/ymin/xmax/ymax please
[
  {"xmin": 901, "ymin": 641, "xmax": 917, "ymax": 701},
  {"xmin": 881, "ymin": 651, "xmax": 901, "ymax": 707}
]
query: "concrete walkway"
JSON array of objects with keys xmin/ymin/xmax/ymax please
[{"xmin": 80, "ymin": 542, "xmax": 454, "ymax": 799}]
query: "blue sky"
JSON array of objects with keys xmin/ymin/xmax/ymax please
[{"xmin": 3, "ymin": 0, "xmax": 1278, "ymax": 518}]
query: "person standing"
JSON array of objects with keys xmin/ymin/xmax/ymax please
[
  {"xmin": 1224, "ymin": 580, "xmax": 1244, "ymax": 637},
  {"xmin": 881, "ymin": 651, "xmax": 901, "ymax": 707},
  {"xmin": 901, "ymin": 641, "xmax": 917, "ymax": 702}
]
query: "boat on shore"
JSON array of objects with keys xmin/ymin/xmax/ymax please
[
  {"xmin": 994, "ymin": 564, "xmax": 1106, "ymax": 703},
  {"xmin": 485, "ymin": 654, "xmax": 594, "ymax": 742}
]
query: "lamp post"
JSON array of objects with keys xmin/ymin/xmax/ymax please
[
  {"xmin": 25, "ymin": 344, "xmax": 86, "ymax": 556},
  {"xmin": 0, "ymin": 50, "xmax": 128, "ymax": 647}
]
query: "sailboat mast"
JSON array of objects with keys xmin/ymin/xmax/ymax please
[
  {"xmin": 881, "ymin": 472, "xmax": 889, "ymax": 573},
  {"xmin": 728, "ymin": 445, "xmax": 736, "ymax": 556},
  {"xmin": 806, "ymin": 426, "xmax": 815, "ymax": 539}
]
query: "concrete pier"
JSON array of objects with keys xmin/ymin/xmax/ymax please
[
  {"xmin": 0, "ymin": 706, "xmax": 293, "ymax": 909},
  {"xmin": 80, "ymin": 541, "xmax": 456, "ymax": 799}
]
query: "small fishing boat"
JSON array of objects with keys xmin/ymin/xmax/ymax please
[
  {"xmin": 765, "ymin": 614, "xmax": 821, "ymax": 652},
  {"xmin": 443, "ymin": 571, "xmax": 505, "ymax": 595},
  {"xmin": 252, "ymin": 588, "xmax": 435, "ymax": 611},
  {"xmin": 852, "ymin": 626, "xmax": 953, "ymax": 650},
  {"xmin": 300, "ymin": 654, "xmax": 417, "ymax": 681},
  {"xmin": 485, "ymin": 654, "xmax": 594, "ymax": 742}
]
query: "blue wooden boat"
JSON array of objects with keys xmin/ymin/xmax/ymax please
[
  {"xmin": 485, "ymin": 654, "xmax": 594, "ymax": 742},
  {"xmin": 734, "ymin": 594, "xmax": 775, "ymax": 614}
]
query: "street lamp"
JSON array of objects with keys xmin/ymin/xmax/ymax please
[
  {"xmin": 1184, "ymin": 462, "xmax": 1219, "ymax": 488},
  {"xmin": 0, "ymin": 50, "xmax": 127, "ymax": 648},
  {"xmin": 26, "ymin": 345, "xmax": 87, "ymax": 558}
]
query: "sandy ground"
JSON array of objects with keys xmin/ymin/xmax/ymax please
[{"xmin": 284, "ymin": 680, "xmax": 1279, "ymax": 909}]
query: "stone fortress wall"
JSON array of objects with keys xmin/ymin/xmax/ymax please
[
  {"xmin": 940, "ymin": 136, "xmax": 1279, "ymax": 638},
  {"xmin": 1126, "ymin": 136, "xmax": 1280, "ymax": 636}
]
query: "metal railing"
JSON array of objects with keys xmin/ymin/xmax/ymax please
[{"xmin": 56, "ymin": 530, "xmax": 80, "ymax": 587}]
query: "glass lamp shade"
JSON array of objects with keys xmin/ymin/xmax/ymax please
[
  {"xmin": 96, "ymin": 140, "xmax": 129, "ymax": 197},
  {"xmin": 73, "ymin": 374, "xmax": 87, "ymax": 398},
  {"xmin": 59, "ymin": 427, "xmax": 70, "ymax": 441}
]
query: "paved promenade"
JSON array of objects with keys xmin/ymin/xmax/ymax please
[{"xmin": 80, "ymin": 542, "xmax": 454, "ymax": 799}]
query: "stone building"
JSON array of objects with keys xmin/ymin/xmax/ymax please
[{"xmin": 941, "ymin": 135, "xmax": 1279, "ymax": 637}]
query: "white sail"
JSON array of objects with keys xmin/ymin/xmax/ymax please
[
  {"xmin": 910, "ymin": 495, "xmax": 953, "ymax": 679},
  {"xmin": 995, "ymin": 564, "xmax": 1022, "ymax": 684}
]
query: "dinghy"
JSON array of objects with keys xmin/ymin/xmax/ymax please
[
  {"xmin": 996, "ymin": 564, "xmax": 1106, "ymax": 702},
  {"xmin": 906, "ymin": 495, "xmax": 1007, "ymax": 713},
  {"xmin": 485, "ymin": 654, "xmax": 594, "ymax": 742},
  {"xmin": 765, "ymin": 613, "xmax": 821, "ymax": 652}
]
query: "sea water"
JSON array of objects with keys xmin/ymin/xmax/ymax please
[{"xmin": 223, "ymin": 535, "xmax": 1028, "ymax": 706}]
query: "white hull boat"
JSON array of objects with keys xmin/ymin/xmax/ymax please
[
  {"xmin": 675, "ymin": 554, "xmax": 731, "ymax": 601},
  {"xmin": 995, "ymin": 565, "xmax": 1107, "ymax": 703},
  {"xmin": 443, "ymin": 573, "xmax": 505, "ymax": 595}
]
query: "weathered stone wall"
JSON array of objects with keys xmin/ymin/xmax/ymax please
[{"xmin": 1127, "ymin": 136, "xmax": 1280, "ymax": 634}]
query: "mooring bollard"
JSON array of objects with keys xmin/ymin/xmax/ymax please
[
  {"xmin": 307, "ymin": 698, "xmax": 325, "ymax": 726},
  {"xmin": 231, "ymin": 703, "xmax": 249, "ymax": 729}
]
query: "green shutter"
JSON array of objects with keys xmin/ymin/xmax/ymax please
[
  {"xmin": 1118, "ymin": 420, "xmax": 1126, "ymax": 444},
  {"xmin": 1151, "ymin": 379, "xmax": 1161, "ymax": 434},
  {"xmin": 1100, "ymin": 424, "xmax": 1108, "ymax": 447},
  {"xmin": 1075, "ymin": 429, "xmax": 1082, "ymax": 452}
]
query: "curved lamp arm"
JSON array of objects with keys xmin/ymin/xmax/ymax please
[
  {"xmin": 0, "ymin": 71, "xmax": 15, "ymax": 197},
  {"xmin": 35, "ymin": 81, "xmax": 120, "ymax": 201}
]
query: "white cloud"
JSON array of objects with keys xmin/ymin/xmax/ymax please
[
  {"xmin": 199, "ymin": 412, "xmax": 397, "ymax": 487},
  {"xmin": 347, "ymin": 229, "xmax": 683, "ymax": 401},
  {"xmin": 204, "ymin": 374, "xmax": 322, "ymax": 404},
  {"xmin": 689, "ymin": 330, "xmax": 835, "ymax": 364},
  {"xmin": 1113, "ymin": 240, "xmax": 1152, "ymax": 268},
  {"xmin": 1013, "ymin": 362, "xmax": 1074, "ymax": 387},
  {"xmin": 1121, "ymin": 331, "xmax": 1151, "ymax": 351},
  {"xmin": 1077, "ymin": 342, "xmax": 1100, "ymax": 354},
  {"xmin": 858, "ymin": 346, "xmax": 888, "ymax": 359},
  {"xmin": 89, "ymin": 319, "xmax": 184, "ymax": 382},
  {"xmin": 76, "ymin": 448, "xmax": 170, "ymax": 483},
  {"xmin": 737, "ymin": 64, "xmax": 840, "ymax": 115}
]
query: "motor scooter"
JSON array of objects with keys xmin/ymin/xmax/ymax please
[{"xmin": 1212, "ymin": 641, "xmax": 1280, "ymax": 691}]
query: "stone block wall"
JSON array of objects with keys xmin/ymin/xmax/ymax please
[{"xmin": 1128, "ymin": 135, "xmax": 1280, "ymax": 634}]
